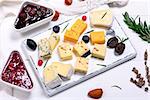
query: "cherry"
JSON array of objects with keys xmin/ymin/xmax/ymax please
[
  {"xmin": 82, "ymin": 15, "xmax": 87, "ymax": 21},
  {"xmin": 38, "ymin": 59, "xmax": 43, "ymax": 66}
]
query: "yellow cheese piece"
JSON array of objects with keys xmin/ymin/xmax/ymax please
[
  {"xmin": 73, "ymin": 41, "xmax": 90, "ymax": 57},
  {"xmin": 43, "ymin": 66, "xmax": 62, "ymax": 89},
  {"xmin": 92, "ymin": 44, "xmax": 106, "ymax": 60},
  {"xmin": 64, "ymin": 30, "xmax": 80, "ymax": 43},
  {"xmin": 71, "ymin": 19, "xmax": 87, "ymax": 35},
  {"xmin": 90, "ymin": 31, "xmax": 105, "ymax": 44},
  {"xmin": 75, "ymin": 57, "xmax": 89, "ymax": 74},
  {"xmin": 90, "ymin": 9, "xmax": 113, "ymax": 27},
  {"xmin": 58, "ymin": 43, "xmax": 73, "ymax": 60},
  {"xmin": 49, "ymin": 32, "xmax": 60, "ymax": 51},
  {"xmin": 51, "ymin": 62, "xmax": 74, "ymax": 79}
]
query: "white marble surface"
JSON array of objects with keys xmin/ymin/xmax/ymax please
[{"xmin": 0, "ymin": 0, "xmax": 150, "ymax": 100}]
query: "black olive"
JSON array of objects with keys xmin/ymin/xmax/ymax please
[
  {"xmin": 82, "ymin": 35, "xmax": 90, "ymax": 43},
  {"xmin": 81, "ymin": 50, "xmax": 91, "ymax": 58},
  {"xmin": 53, "ymin": 25, "xmax": 60, "ymax": 33},
  {"xmin": 107, "ymin": 37, "xmax": 118, "ymax": 48},
  {"xmin": 27, "ymin": 39, "xmax": 37, "ymax": 51},
  {"xmin": 115, "ymin": 42, "xmax": 125, "ymax": 55}
]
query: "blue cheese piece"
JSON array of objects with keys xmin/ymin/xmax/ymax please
[
  {"xmin": 43, "ymin": 66, "xmax": 62, "ymax": 89},
  {"xmin": 58, "ymin": 43, "xmax": 73, "ymax": 61},
  {"xmin": 51, "ymin": 62, "xmax": 74, "ymax": 80},
  {"xmin": 38, "ymin": 38, "xmax": 51, "ymax": 59},
  {"xmin": 49, "ymin": 32, "xmax": 60, "ymax": 51}
]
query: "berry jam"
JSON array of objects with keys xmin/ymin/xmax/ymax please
[{"xmin": 1, "ymin": 51, "xmax": 33, "ymax": 90}]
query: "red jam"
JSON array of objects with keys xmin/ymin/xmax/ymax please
[{"xmin": 1, "ymin": 51, "xmax": 33, "ymax": 89}]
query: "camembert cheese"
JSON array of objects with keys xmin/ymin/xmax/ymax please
[
  {"xmin": 90, "ymin": 8, "xmax": 113, "ymax": 28},
  {"xmin": 43, "ymin": 66, "xmax": 62, "ymax": 89},
  {"xmin": 51, "ymin": 62, "xmax": 74, "ymax": 79}
]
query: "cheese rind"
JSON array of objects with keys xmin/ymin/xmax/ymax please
[
  {"xmin": 51, "ymin": 62, "xmax": 74, "ymax": 79},
  {"xmin": 43, "ymin": 66, "xmax": 62, "ymax": 89},
  {"xmin": 75, "ymin": 57, "xmax": 89, "ymax": 74},
  {"xmin": 90, "ymin": 31, "xmax": 105, "ymax": 44},
  {"xmin": 73, "ymin": 41, "xmax": 90, "ymax": 57},
  {"xmin": 92, "ymin": 44, "xmax": 106, "ymax": 60},
  {"xmin": 58, "ymin": 43, "xmax": 73, "ymax": 60},
  {"xmin": 71, "ymin": 19, "xmax": 87, "ymax": 35},
  {"xmin": 38, "ymin": 38, "xmax": 51, "ymax": 59},
  {"xmin": 64, "ymin": 30, "xmax": 80, "ymax": 43},
  {"xmin": 90, "ymin": 9, "xmax": 113, "ymax": 27},
  {"xmin": 49, "ymin": 32, "xmax": 60, "ymax": 51}
]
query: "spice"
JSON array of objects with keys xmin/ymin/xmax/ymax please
[
  {"xmin": 144, "ymin": 49, "xmax": 148, "ymax": 61},
  {"xmin": 144, "ymin": 87, "xmax": 148, "ymax": 92}
]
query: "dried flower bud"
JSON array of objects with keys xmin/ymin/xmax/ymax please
[{"xmin": 144, "ymin": 49, "xmax": 148, "ymax": 61}]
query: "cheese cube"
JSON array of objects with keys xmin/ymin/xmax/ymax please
[
  {"xmin": 73, "ymin": 41, "xmax": 90, "ymax": 57},
  {"xmin": 51, "ymin": 62, "xmax": 74, "ymax": 79},
  {"xmin": 92, "ymin": 44, "xmax": 106, "ymax": 60},
  {"xmin": 64, "ymin": 30, "xmax": 80, "ymax": 43},
  {"xmin": 49, "ymin": 32, "xmax": 60, "ymax": 51},
  {"xmin": 75, "ymin": 57, "xmax": 89, "ymax": 74},
  {"xmin": 90, "ymin": 31, "xmax": 105, "ymax": 44},
  {"xmin": 71, "ymin": 19, "xmax": 87, "ymax": 35},
  {"xmin": 43, "ymin": 66, "xmax": 62, "ymax": 89},
  {"xmin": 90, "ymin": 9, "xmax": 113, "ymax": 27},
  {"xmin": 58, "ymin": 43, "xmax": 73, "ymax": 60},
  {"xmin": 38, "ymin": 38, "xmax": 51, "ymax": 59}
]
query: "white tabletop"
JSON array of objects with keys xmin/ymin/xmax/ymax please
[{"xmin": 0, "ymin": 0, "xmax": 150, "ymax": 100}]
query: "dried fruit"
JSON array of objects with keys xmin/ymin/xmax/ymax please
[
  {"xmin": 52, "ymin": 10, "xmax": 60, "ymax": 21},
  {"xmin": 115, "ymin": 42, "xmax": 125, "ymax": 55},
  {"xmin": 65, "ymin": 0, "xmax": 73, "ymax": 6},
  {"xmin": 88, "ymin": 88, "xmax": 103, "ymax": 99},
  {"xmin": 107, "ymin": 37, "xmax": 118, "ymax": 48}
]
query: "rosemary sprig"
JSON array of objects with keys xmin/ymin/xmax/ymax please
[{"xmin": 123, "ymin": 12, "xmax": 150, "ymax": 43}]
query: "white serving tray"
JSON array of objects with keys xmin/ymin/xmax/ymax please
[{"xmin": 21, "ymin": 14, "xmax": 137, "ymax": 96}]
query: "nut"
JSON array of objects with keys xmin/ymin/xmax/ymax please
[{"xmin": 88, "ymin": 88, "xmax": 103, "ymax": 99}]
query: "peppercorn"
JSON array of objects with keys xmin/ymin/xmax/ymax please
[{"xmin": 145, "ymin": 87, "xmax": 148, "ymax": 92}]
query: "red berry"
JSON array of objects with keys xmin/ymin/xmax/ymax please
[
  {"xmin": 82, "ymin": 15, "xmax": 87, "ymax": 21},
  {"xmin": 38, "ymin": 59, "xmax": 43, "ymax": 66}
]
